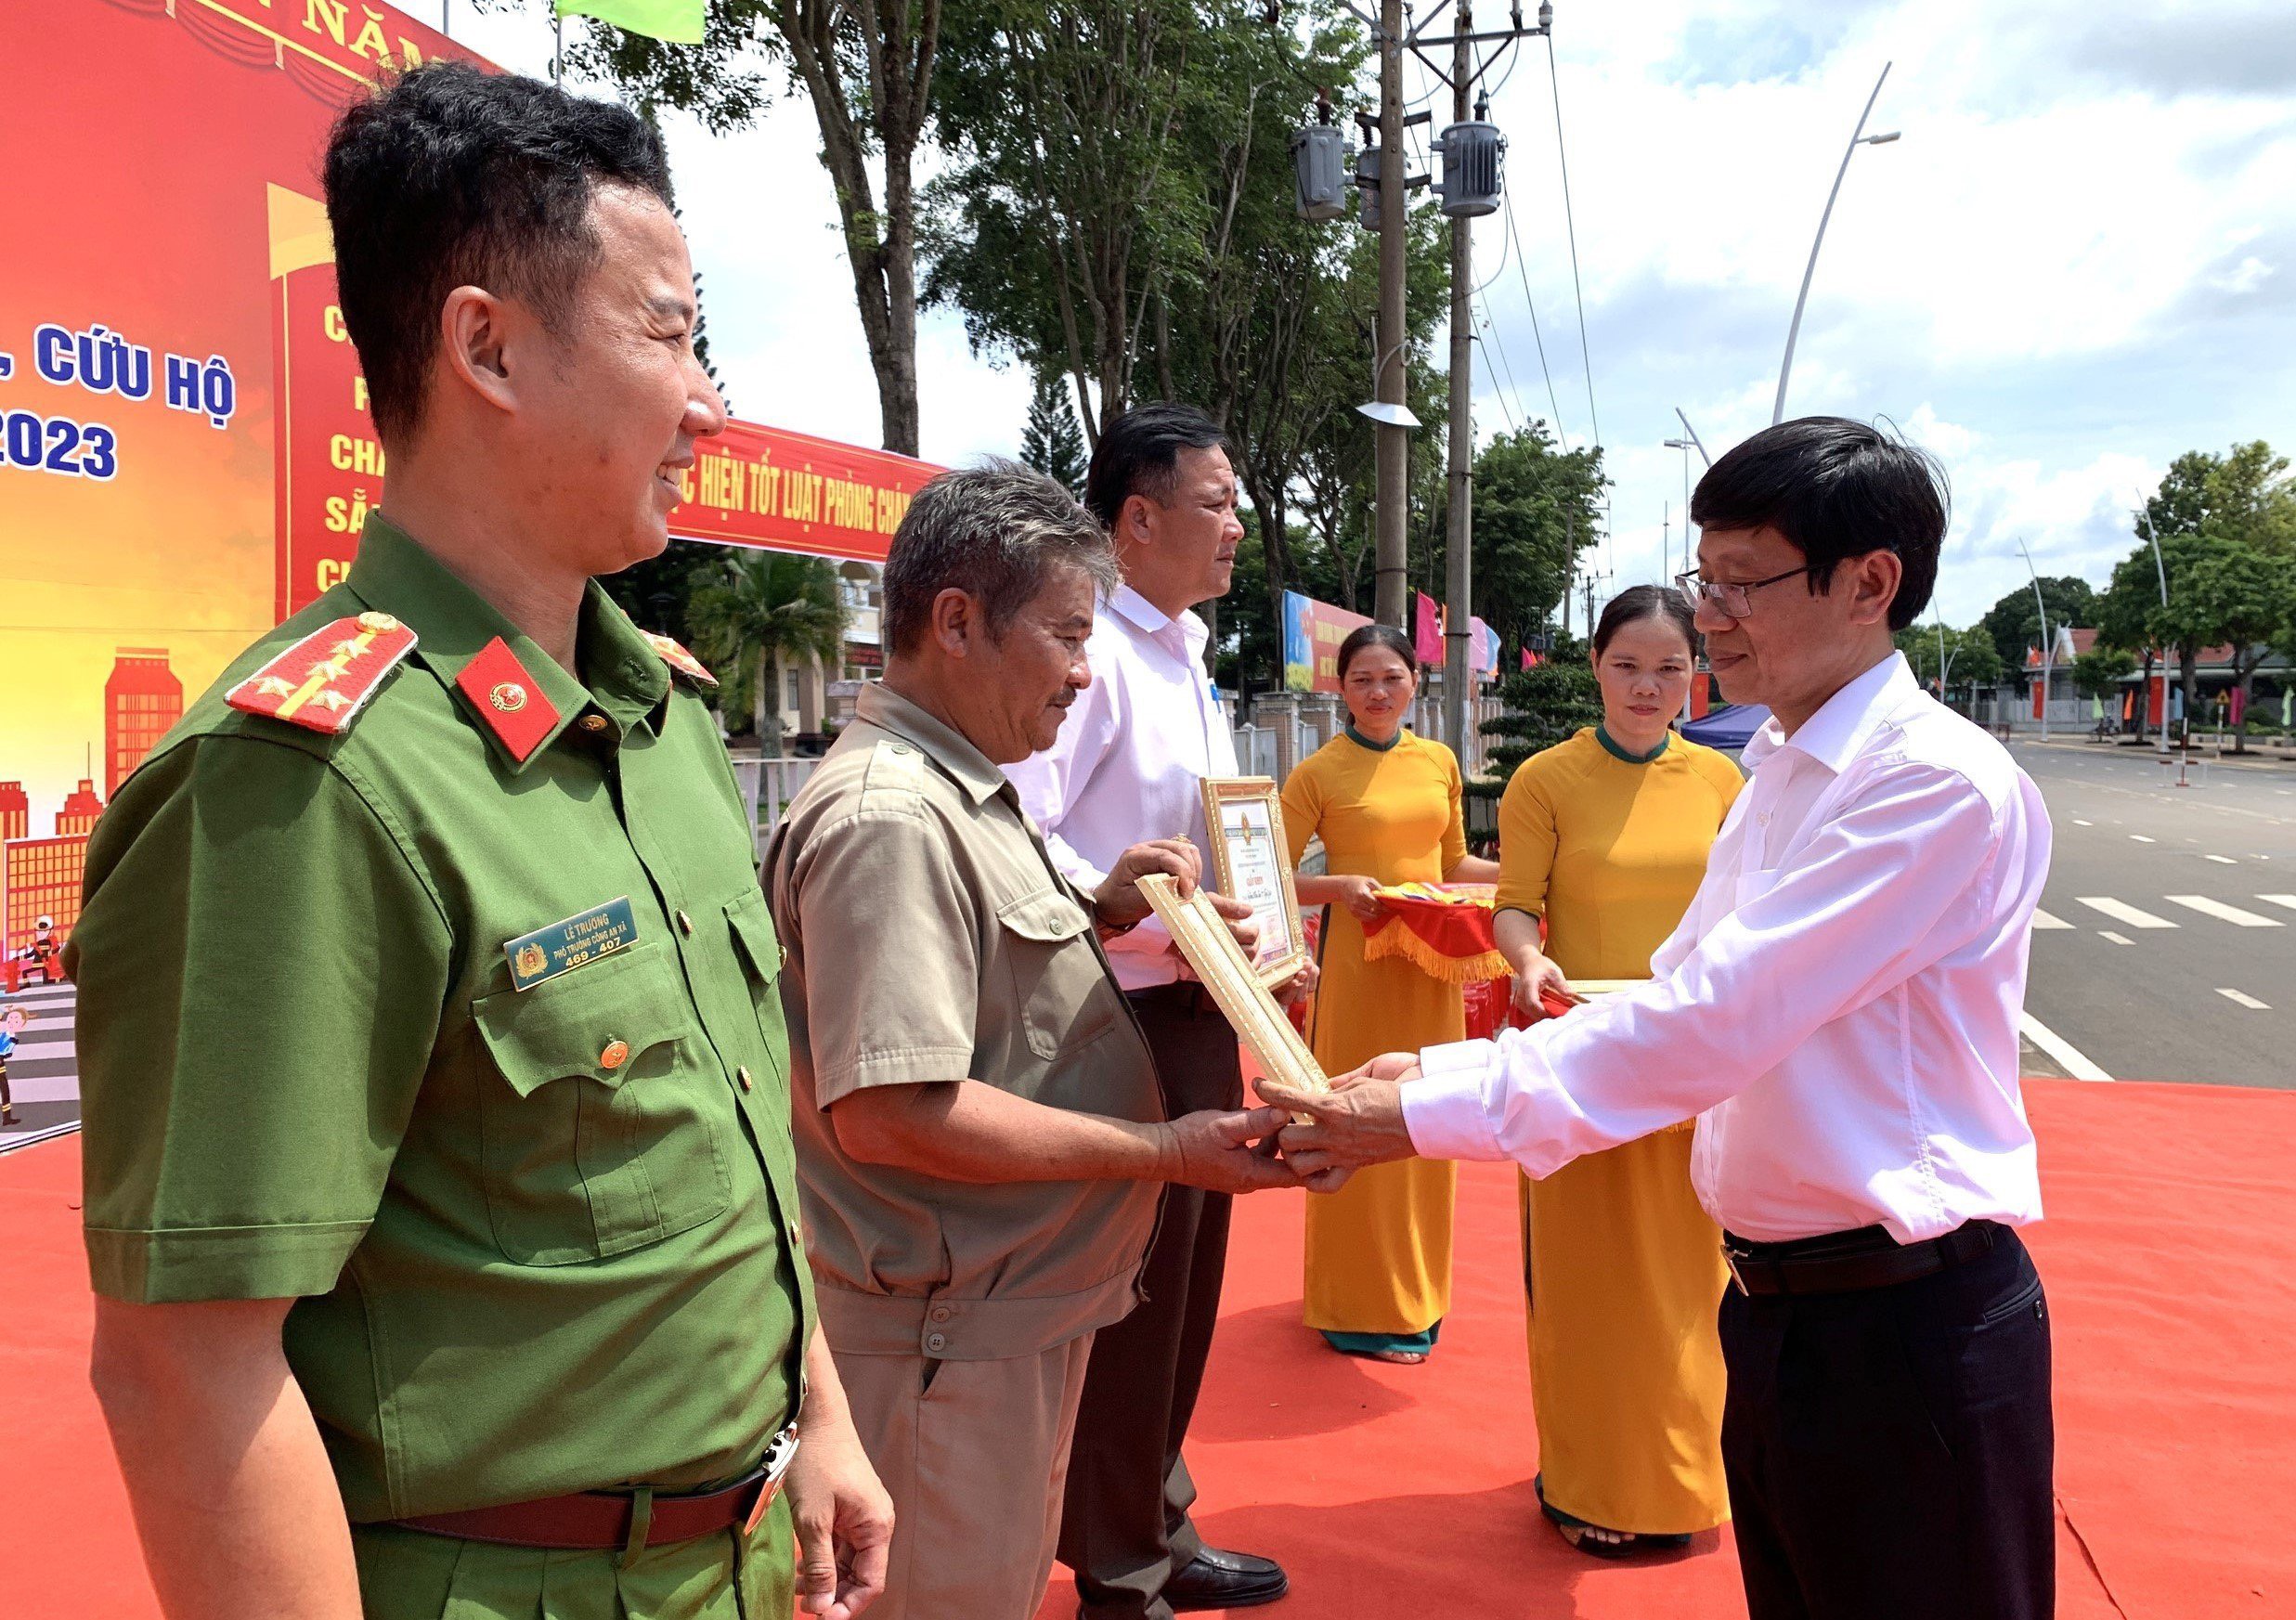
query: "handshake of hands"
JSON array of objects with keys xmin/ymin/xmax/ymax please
[{"xmin": 1157, "ymin": 1051, "xmax": 1427, "ymax": 1199}]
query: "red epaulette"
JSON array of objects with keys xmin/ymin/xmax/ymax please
[
  {"xmin": 226, "ymin": 612, "xmax": 418, "ymax": 734},
  {"xmin": 644, "ymin": 631, "xmax": 720, "ymax": 688}
]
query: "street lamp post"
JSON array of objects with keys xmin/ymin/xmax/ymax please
[
  {"xmin": 2138, "ymin": 507, "xmax": 2173, "ymax": 756},
  {"xmin": 1772, "ymin": 64, "xmax": 1900, "ymax": 426},
  {"xmin": 2019, "ymin": 538, "xmax": 2053, "ymax": 743},
  {"xmin": 1664, "ymin": 435, "xmax": 1698, "ymax": 722}
]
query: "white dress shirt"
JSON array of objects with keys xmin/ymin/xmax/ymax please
[
  {"xmin": 1404, "ymin": 652, "xmax": 2052, "ymax": 1244},
  {"xmin": 1004, "ymin": 584, "xmax": 1239, "ymax": 991}
]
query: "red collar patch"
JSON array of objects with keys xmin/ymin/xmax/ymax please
[{"xmin": 455, "ymin": 637, "xmax": 562, "ymax": 763}]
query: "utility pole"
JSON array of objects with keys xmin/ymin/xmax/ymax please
[
  {"xmin": 1372, "ymin": 0, "xmax": 1410, "ymax": 628},
  {"xmin": 1441, "ymin": 4, "xmax": 1474, "ymax": 752}
]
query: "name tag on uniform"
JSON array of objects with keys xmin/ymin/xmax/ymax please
[{"xmin": 503, "ymin": 897, "xmax": 639, "ymax": 991}]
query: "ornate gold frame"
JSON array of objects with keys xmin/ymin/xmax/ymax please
[
  {"xmin": 1197, "ymin": 776, "xmax": 1310, "ymax": 989},
  {"xmin": 1136, "ymin": 873, "xmax": 1328, "ymax": 1101}
]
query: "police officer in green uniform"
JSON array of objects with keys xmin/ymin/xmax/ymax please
[{"xmin": 71, "ymin": 64, "xmax": 892, "ymax": 1620}]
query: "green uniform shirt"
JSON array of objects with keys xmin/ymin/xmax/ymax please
[{"xmin": 71, "ymin": 514, "xmax": 812, "ymax": 1523}]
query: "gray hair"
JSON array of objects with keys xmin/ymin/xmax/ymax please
[{"xmin": 882, "ymin": 459, "xmax": 1120, "ymax": 657}]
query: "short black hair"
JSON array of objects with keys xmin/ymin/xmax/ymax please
[
  {"xmin": 323, "ymin": 62, "xmax": 675, "ymax": 444},
  {"xmin": 1593, "ymin": 583, "xmax": 1695, "ymax": 658},
  {"xmin": 1689, "ymin": 417, "xmax": 1948, "ymax": 632},
  {"xmin": 1334, "ymin": 623, "xmax": 1418, "ymax": 682},
  {"xmin": 1082, "ymin": 403, "xmax": 1229, "ymax": 529}
]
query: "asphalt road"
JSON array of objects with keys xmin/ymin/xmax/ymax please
[{"xmin": 2010, "ymin": 736, "xmax": 2296, "ymax": 1090}]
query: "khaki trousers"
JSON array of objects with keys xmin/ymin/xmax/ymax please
[{"xmin": 834, "ymin": 1332, "xmax": 1096, "ymax": 1620}]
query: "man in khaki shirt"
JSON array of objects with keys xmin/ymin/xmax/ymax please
[{"xmin": 769, "ymin": 463, "xmax": 1314, "ymax": 1620}]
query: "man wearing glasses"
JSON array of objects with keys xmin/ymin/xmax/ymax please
[{"xmin": 1266, "ymin": 416, "xmax": 2056, "ymax": 1620}]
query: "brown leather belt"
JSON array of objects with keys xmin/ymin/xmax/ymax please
[
  {"xmin": 393, "ymin": 1426, "xmax": 798, "ymax": 1550},
  {"xmin": 1723, "ymin": 1220, "xmax": 2000, "ymax": 1298}
]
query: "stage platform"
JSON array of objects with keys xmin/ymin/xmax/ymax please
[{"xmin": 5, "ymin": 1077, "xmax": 2290, "ymax": 1618}]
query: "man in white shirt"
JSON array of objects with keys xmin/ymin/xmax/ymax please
[
  {"xmin": 1266, "ymin": 418, "xmax": 2056, "ymax": 1620},
  {"xmin": 1005, "ymin": 405, "xmax": 1292, "ymax": 1617}
]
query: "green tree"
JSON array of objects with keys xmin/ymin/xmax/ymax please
[
  {"xmin": 2141, "ymin": 442, "xmax": 2296, "ymax": 558},
  {"xmin": 571, "ymin": 0, "xmax": 940, "ymax": 452},
  {"xmin": 1894, "ymin": 622, "xmax": 2004, "ymax": 701},
  {"xmin": 686, "ymin": 550, "xmax": 850, "ymax": 753},
  {"xmin": 2069, "ymin": 647, "xmax": 2137, "ymax": 702},
  {"xmin": 1480, "ymin": 637, "xmax": 1602, "ymax": 785},
  {"xmin": 1445, "ymin": 422, "xmax": 1605, "ymax": 661},
  {"xmin": 2181, "ymin": 537, "xmax": 2296, "ymax": 749},
  {"xmin": 2096, "ymin": 531, "xmax": 2293, "ymax": 746},
  {"xmin": 1978, "ymin": 577, "xmax": 2095, "ymax": 670},
  {"xmin": 602, "ymin": 540, "xmax": 720, "ymax": 655},
  {"xmin": 1018, "ymin": 368, "xmax": 1088, "ymax": 494}
]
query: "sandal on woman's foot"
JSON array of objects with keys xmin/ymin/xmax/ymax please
[
  {"xmin": 1533, "ymin": 1474, "xmax": 1692, "ymax": 1561},
  {"xmin": 1364, "ymin": 1349, "xmax": 1427, "ymax": 1365}
]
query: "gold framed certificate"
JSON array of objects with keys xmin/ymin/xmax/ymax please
[
  {"xmin": 1136, "ymin": 873, "xmax": 1328, "ymax": 1101},
  {"xmin": 1198, "ymin": 776, "xmax": 1309, "ymax": 988}
]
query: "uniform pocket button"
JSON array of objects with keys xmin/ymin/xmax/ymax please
[
  {"xmin": 929, "ymin": 1305, "xmax": 953, "ymax": 1323},
  {"xmin": 737, "ymin": 1065, "xmax": 754, "ymax": 1092},
  {"xmin": 925, "ymin": 1332, "xmax": 948, "ymax": 1353},
  {"xmin": 677, "ymin": 910, "xmax": 694, "ymax": 936},
  {"xmin": 600, "ymin": 1039, "xmax": 630, "ymax": 1071}
]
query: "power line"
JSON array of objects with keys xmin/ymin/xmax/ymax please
[
  {"xmin": 1544, "ymin": 32, "xmax": 1600, "ymax": 450},
  {"xmin": 1501, "ymin": 194, "xmax": 1568, "ymax": 441},
  {"xmin": 1473, "ymin": 295, "xmax": 1528, "ymax": 434},
  {"xmin": 1472, "ymin": 321, "xmax": 1521, "ymax": 438}
]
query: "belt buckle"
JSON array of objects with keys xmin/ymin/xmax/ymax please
[
  {"xmin": 743, "ymin": 1425, "xmax": 801, "ymax": 1536},
  {"xmin": 1723, "ymin": 1245, "xmax": 1751, "ymax": 1295}
]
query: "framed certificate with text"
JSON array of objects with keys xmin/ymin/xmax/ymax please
[
  {"xmin": 1199, "ymin": 776, "xmax": 1310, "ymax": 988},
  {"xmin": 1136, "ymin": 874, "xmax": 1328, "ymax": 1103}
]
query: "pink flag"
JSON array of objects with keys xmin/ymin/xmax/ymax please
[{"xmin": 1413, "ymin": 592, "xmax": 1443, "ymax": 664}]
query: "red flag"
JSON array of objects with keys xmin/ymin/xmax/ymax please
[{"xmin": 1413, "ymin": 592, "xmax": 1443, "ymax": 664}]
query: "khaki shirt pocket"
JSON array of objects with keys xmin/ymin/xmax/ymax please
[
  {"xmin": 995, "ymin": 887, "xmax": 1121, "ymax": 1062},
  {"xmin": 473, "ymin": 940, "xmax": 731, "ymax": 1265}
]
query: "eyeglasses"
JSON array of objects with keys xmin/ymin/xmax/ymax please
[{"xmin": 1674, "ymin": 565, "xmax": 1822, "ymax": 620}]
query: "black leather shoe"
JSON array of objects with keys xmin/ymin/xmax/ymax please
[{"xmin": 1163, "ymin": 1547, "xmax": 1289, "ymax": 1611}]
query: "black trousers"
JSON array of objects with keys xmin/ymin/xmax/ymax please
[
  {"xmin": 1059, "ymin": 986, "xmax": 1242, "ymax": 1620},
  {"xmin": 1719, "ymin": 1224, "xmax": 2056, "ymax": 1620}
]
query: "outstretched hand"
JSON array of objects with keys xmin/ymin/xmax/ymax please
[{"xmin": 1256, "ymin": 1056, "xmax": 1422, "ymax": 1177}]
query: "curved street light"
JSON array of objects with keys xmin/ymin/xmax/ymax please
[{"xmin": 1772, "ymin": 63, "xmax": 1900, "ymax": 425}]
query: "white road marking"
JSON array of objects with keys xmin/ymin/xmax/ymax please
[
  {"xmin": 2205, "ymin": 854, "xmax": 2238, "ymax": 864},
  {"xmin": 2073, "ymin": 819, "xmax": 2094, "ymax": 826},
  {"xmin": 2019, "ymin": 1012, "xmax": 2113, "ymax": 1082},
  {"xmin": 2030, "ymin": 908, "xmax": 2074, "ymax": 930},
  {"xmin": 2216, "ymin": 989, "xmax": 2272, "ymax": 1011},
  {"xmin": 2164, "ymin": 895, "xmax": 2284, "ymax": 927},
  {"xmin": 2075, "ymin": 897, "xmax": 2177, "ymax": 929},
  {"xmin": 2130, "ymin": 835, "xmax": 2156, "ymax": 843},
  {"xmin": 2258, "ymin": 895, "xmax": 2296, "ymax": 914},
  {"xmin": 2099, "ymin": 931, "xmax": 2134, "ymax": 945}
]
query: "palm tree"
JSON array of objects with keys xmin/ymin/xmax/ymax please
[{"xmin": 687, "ymin": 550, "xmax": 850, "ymax": 756}]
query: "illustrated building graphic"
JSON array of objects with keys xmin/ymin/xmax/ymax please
[
  {"xmin": 106, "ymin": 648, "xmax": 183, "ymax": 797},
  {"xmin": 57, "ymin": 780, "xmax": 104, "ymax": 839},
  {"xmin": 0, "ymin": 782, "xmax": 27, "ymax": 844},
  {"xmin": 3, "ymin": 836, "xmax": 86, "ymax": 961}
]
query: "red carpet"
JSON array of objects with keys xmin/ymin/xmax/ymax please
[{"xmin": 6, "ymin": 1079, "xmax": 2292, "ymax": 1619}]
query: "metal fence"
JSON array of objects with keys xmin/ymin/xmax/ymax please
[{"xmin": 730, "ymin": 755, "xmax": 821, "ymax": 854}]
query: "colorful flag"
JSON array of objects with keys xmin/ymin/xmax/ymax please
[
  {"xmin": 1471, "ymin": 616, "xmax": 1499, "ymax": 674},
  {"xmin": 1413, "ymin": 592, "xmax": 1443, "ymax": 665},
  {"xmin": 553, "ymin": 0, "xmax": 704, "ymax": 45}
]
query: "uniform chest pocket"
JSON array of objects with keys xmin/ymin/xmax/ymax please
[
  {"xmin": 473, "ymin": 940, "xmax": 731, "ymax": 1266},
  {"xmin": 997, "ymin": 887, "xmax": 1121, "ymax": 1061},
  {"xmin": 724, "ymin": 888, "xmax": 790, "ymax": 1099}
]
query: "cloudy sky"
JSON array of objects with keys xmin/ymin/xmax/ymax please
[{"xmin": 454, "ymin": 0, "xmax": 2296, "ymax": 629}]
